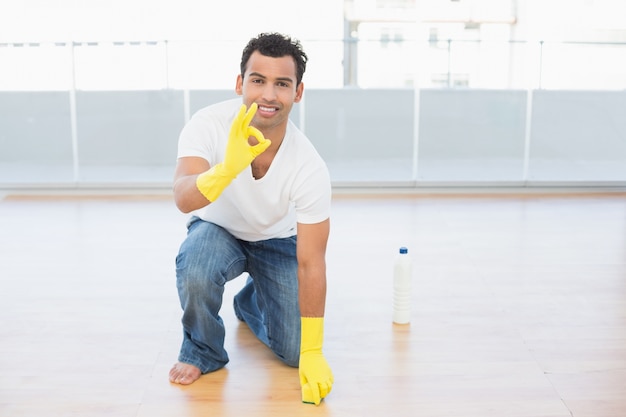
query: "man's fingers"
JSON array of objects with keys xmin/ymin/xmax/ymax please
[
  {"xmin": 318, "ymin": 381, "xmax": 332, "ymax": 399},
  {"xmin": 248, "ymin": 126, "xmax": 267, "ymax": 143},
  {"xmin": 302, "ymin": 383, "xmax": 322, "ymax": 405},
  {"xmin": 235, "ymin": 104, "xmax": 248, "ymax": 125},
  {"xmin": 243, "ymin": 102, "xmax": 258, "ymax": 126}
]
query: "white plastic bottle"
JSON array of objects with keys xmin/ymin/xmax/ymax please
[{"xmin": 393, "ymin": 246, "xmax": 412, "ymax": 324}]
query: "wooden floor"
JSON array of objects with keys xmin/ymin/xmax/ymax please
[{"xmin": 1, "ymin": 191, "xmax": 626, "ymax": 417}]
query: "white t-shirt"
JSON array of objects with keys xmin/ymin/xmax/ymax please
[{"xmin": 177, "ymin": 98, "xmax": 331, "ymax": 242}]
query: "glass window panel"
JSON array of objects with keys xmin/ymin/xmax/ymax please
[
  {"xmin": 418, "ymin": 89, "xmax": 527, "ymax": 182},
  {"xmin": 304, "ymin": 89, "xmax": 415, "ymax": 183},
  {"xmin": 74, "ymin": 90, "xmax": 183, "ymax": 183},
  {"xmin": 0, "ymin": 92, "xmax": 74, "ymax": 183},
  {"xmin": 528, "ymin": 91, "xmax": 626, "ymax": 181}
]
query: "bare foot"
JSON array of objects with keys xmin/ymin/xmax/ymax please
[{"xmin": 169, "ymin": 362, "xmax": 202, "ymax": 385}]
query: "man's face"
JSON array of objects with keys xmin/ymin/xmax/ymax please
[{"xmin": 236, "ymin": 51, "xmax": 303, "ymax": 134}]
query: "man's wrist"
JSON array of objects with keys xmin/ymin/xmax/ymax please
[{"xmin": 196, "ymin": 163, "xmax": 233, "ymax": 202}]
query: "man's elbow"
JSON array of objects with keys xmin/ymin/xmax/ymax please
[{"xmin": 173, "ymin": 185, "xmax": 195, "ymax": 214}]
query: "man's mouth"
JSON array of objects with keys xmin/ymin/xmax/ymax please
[{"xmin": 258, "ymin": 105, "xmax": 277, "ymax": 114}]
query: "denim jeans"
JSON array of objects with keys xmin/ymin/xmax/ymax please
[{"xmin": 175, "ymin": 217, "xmax": 300, "ymax": 373}]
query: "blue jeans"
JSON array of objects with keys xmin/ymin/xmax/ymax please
[{"xmin": 175, "ymin": 218, "xmax": 301, "ymax": 373}]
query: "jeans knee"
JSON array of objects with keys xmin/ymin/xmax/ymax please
[
  {"xmin": 279, "ymin": 350, "xmax": 300, "ymax": 368},
  {"xmin": 176, "ymin": 249, "xmax": 225, "ymax": 288},
  {"xmin": 272, "ymin": 336, "xmax": 300, "ymax": 367}
]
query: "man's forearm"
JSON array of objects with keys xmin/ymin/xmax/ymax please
[
  {"xmin": 173, "ymin": 174, "xmax": 211, "ymax": 213},
  {"xmin": 297, "ymin": 266, "xmax": 327, "ymax": 317}
]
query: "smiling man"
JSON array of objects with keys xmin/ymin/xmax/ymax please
[{"xmin": 169, "ymin": 33, "xmax": 333, "ymax": 406}]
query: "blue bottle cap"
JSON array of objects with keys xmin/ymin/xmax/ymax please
[{"xmin": 399, "ymin": 247, "xmax": 408, "ymax": 254}]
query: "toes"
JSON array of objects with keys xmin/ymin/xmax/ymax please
[
  {"xmin": 168, "ymin": 367, "xmax": 179, "ymax": 382},
  {"xmin": 169, "ymin": 363, "xmax": 201, "ymax": 385},
  {"xmin": 169, "ymin": 364, "xmax": 186, "ymax": 384}
]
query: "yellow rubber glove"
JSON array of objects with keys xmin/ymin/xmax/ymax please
[
  {"xmin": 299, "ymin": 317, "xmax": 333, "ymax": 405},
  {"xmin": 196, "ymin": 103, "xmax": 271, "ymax": 202}
]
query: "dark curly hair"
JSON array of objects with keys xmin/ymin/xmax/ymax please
[{"xmin": 240, "ymin": 32, "xmax": 308, "ymax": 86}]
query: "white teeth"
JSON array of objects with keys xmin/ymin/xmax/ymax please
[{"xmin": 259, "ymin": 106, "xmax": 276, "ymax": 112}]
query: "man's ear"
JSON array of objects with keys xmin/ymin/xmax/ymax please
[
  {"xmin": 294, "ymin": 82, "xmax": 304, "ymax": 103},
  {"xmin": 235, "ymin": 74, "xmax": 243, "ymax": 95}
]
